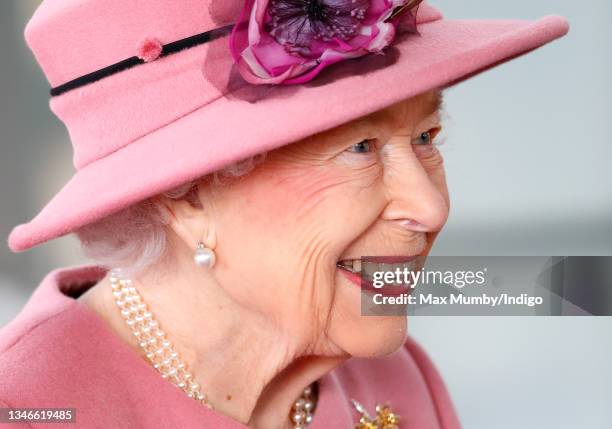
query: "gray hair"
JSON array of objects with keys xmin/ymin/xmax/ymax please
[{"xmin": 75, "ymin": 153, "xmax": 267, "ymax": 275}]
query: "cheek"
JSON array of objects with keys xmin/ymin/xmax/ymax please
[
  {"xmin": 213, "ymin": 167, "xmax": 356, "ymax": 251},
  {"xmin": 282, "ymin": 170, "xmax": 390, "ymax": 245},
  {"xmin": 255, "ymin": 164, "xmax": 384, "ymax": 225},
  {"xmin": 217, "ymin": 163, "xmax": 388, "ymax": 283}
]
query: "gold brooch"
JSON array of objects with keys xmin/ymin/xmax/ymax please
[{"xmin": 351, "ymin": 399, "xmax": 401, "ymax": 429}]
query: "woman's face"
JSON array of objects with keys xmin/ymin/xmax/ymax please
[{"xmin": 202, "ymin": 89, "xmax": 449, "ymax": 358}]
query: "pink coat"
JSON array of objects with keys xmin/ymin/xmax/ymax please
[{"xmin": 0, "ymin": 266, "xmax": 461, "ymax": 428}]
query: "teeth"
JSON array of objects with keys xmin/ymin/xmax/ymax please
[
  {"xmin": 336, "ymin": 259, "xmax": 362, "ymax": 274},
  {"xmin": 339, "ymin": 260, "xmax": 353, "ymax": 270},
  {"xmin": 337, "ymin": 259, "xmax": 415, "ymax": 277}
]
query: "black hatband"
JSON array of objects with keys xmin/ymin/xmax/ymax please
[{"xmin": 50, "ymin": 24, "xmax": 235, "ymax": 97}]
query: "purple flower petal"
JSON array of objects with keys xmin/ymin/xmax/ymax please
[{"xmin": 229, "ymin": 0, "xmax": 420, "ymax": 85}]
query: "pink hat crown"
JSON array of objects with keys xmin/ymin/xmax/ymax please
[{"xmin": 25, "ymin": 0, "xmax": 441, "ymax": 170}]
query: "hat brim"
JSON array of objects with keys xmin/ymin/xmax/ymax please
[{"xmin": 8, "ymin": 15, "xmax": 569, "ymax": 252}]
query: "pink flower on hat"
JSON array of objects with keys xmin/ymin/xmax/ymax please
[
  {"xmin": 137, "ymin": 37, "xmax": 163, "ymax": 63},
  {"xmin": 230, "ymin": 0, "xmax": 420, "ymax": 85}
]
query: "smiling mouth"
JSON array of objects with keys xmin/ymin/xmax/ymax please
[
  {"xmin": 336, "ymin": 256, "xmax": 422, "ymax": 297},
  {"xmin": 337, "ymin": 256, "xmax": 421, "ymax": 273},
  {"xmin": 336, "ymin": 255, "xmax": 422, "ymax": 283}
]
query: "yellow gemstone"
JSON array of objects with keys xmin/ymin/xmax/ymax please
[{"xmin": 374, "ymin": 404, "xmax": 401, "ymax": 428}]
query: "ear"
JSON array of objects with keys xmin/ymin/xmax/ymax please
[{"xmin": 155, "ymin": 192, "xmax": 217, "ymax": 252}]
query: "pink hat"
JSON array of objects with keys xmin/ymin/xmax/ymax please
[{"xmin": 7, "ymin": 0, "xmax": 569, "ymax": 252}]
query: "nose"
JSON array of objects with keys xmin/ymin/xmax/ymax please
[{"xmin": 380, "ymin": 142, "xmax": 449, "ymax": 233}]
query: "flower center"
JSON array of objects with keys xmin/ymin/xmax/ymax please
[
  {"xmin": 306, "ymin": 0, "xmax": 326, "ymax": 22},
  {"xmin": 266, "ymin": 0, "xmax": 371, "ymax": 52}
]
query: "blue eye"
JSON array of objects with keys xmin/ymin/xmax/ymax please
[
  {"xmin": 414, "ymin": 131, "xmax": 432, "ymax": 145},
  {"xmin": 347, "ymin": 139, "xmax": 374, "ymax": 154},
  {"xmin": 413, "ymin": 127, "xmax": 441, "ymax": 146}
]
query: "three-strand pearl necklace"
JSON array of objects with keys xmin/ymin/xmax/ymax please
[{"xmin": 109, "ymin": 269, "xmax": 317, "ymax": 428}]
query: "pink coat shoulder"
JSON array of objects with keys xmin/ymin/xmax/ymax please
[{"xmin": 402, "ymin": 337, "xmax": 462, "ymax": 429}]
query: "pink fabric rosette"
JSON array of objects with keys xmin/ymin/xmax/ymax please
[{"xmin": 230, "ymin": 0, "xmax": 421, "ymax": 85}]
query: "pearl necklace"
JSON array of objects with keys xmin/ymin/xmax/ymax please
[{"xmin": 109, "ymin": 269, "xmax": 317, "ymax": 428}]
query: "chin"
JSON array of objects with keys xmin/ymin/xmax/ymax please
[
  {"xmin": 329, "ymin": 311, "xmax": 408, "ymax": 358},
  {"xmin": 355, "ymin": 315, "xmax": 408, "ymax": 358}
]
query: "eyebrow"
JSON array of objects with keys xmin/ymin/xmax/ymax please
[
  {"xmin": 413, "ymin": 89, "xmax": 445, "ymax": 131},
  {"xmin": 394, "ymin": 89, "xmax": 445, "ymax": 131},
  {"xmin": 350, "ymin": 89, "xmax": 446, "ymax": 134},
  {"xmin": 430, "ymin": 89, "xmax": 445, "ymax": 115}
]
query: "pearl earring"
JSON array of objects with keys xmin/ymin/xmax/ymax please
[{"xmin": 194, "ymin": 241, "xmax": 216, "ymax": 268}]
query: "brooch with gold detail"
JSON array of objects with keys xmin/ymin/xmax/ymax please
[{"xmin": 351, "ymin": 399, "xmax": 401, "ymax": 429}]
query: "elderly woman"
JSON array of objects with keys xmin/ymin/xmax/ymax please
[{"xmin": 1, "ymin": 0, "xmax": 568, "ymax": 428}]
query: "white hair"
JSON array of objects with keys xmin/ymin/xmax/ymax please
[{"xmin": 75, "ymin": 153, "xmax": 267, "ymax": 275}]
